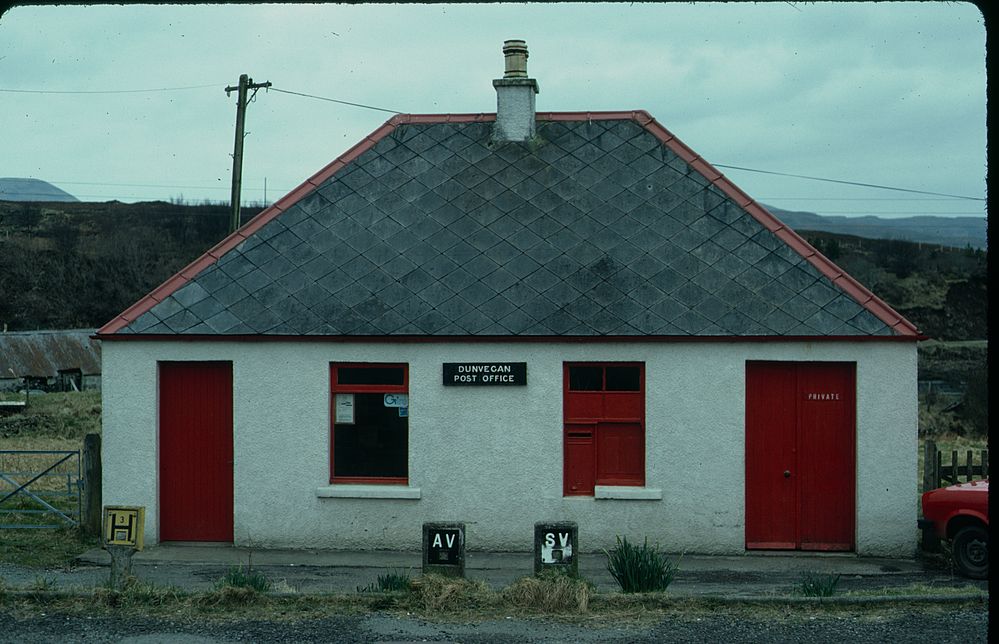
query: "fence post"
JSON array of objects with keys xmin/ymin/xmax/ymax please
[
  {"xmin": 82, "ymin": 433, "xmax": 102, "ymax": 536},
  {"xmin": 922, "ymin": 439, "xmax": 937, "ymax": 492}
]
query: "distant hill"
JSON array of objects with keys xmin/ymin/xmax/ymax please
[
  {"xmin": 0, "ymin": 178, "xmax": 78, "ymax": 202},
  {"xmin": 765, "ymin": 206, "xmax": 986, "ymax": 250}
]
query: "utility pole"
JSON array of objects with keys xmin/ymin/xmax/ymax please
[{"xmin": 225, "ymin": 74, "xmax": 271, "ymax": 233}]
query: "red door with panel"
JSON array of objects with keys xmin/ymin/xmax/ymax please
[
  {"xmin": 159, "ymin": 361, "xmax": 233, "ymax": 542},
  {"xmin": 745, "ymin": 361, "xmax": 856, "ymax": 551}
]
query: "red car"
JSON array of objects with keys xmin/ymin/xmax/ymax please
[{"xmin": 920, "ymin": 479, "xmax": 989, "ymax": 579}]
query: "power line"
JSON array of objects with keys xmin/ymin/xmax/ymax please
[
  {"xmin": 0, "ymin": 84, "xmax": 220, "ymax": 94},
  {"xmin": 715, "ymin": 163, "xmax": 985, "ymax": 201},
  {"xmin": 268, "ymin": 86, "xmax": 402, "ymax": 114}
]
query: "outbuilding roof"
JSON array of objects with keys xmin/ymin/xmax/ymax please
[
  {"xmin": 98, "ymin": 111, "xmax": 920, "ymax": 339},
  {"xmin": 0, "ymin": 329, "xmax": 101, "ymax": 378}
]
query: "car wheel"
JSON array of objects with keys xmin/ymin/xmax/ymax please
[{"xmin": 952, "ymin": 525, "xmax": 989, "ymax": 579}]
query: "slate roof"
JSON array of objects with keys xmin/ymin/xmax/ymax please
[{"xmin": 98, "ymin": 111, "xmax": 919, "ymax": 338}]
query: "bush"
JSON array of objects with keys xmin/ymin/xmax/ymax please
[
  {"xmin": 214, "ymin": 565, "xmax": 271, "ymax": 593},
  {"xmin": 799, "ymin": 572, "xmax": 840, "ymax": 597},
  {"xmin": 501, "ymin": 569, "xmax": 591, "ymax": 613},
  {"xmin": 358, "ymin": 570, "xmax": 412, "ymax": 593},
  {"xmin": 604, "ymin": 536, "xmax": 680, "ymax": 593}
]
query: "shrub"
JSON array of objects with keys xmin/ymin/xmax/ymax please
[
  {"xmin": 357, "ymin": 569, "xmax": 412, "ymax": 593},
  {"xmin": 214, "ymin": 565, "xmax": 271, "ymax": 593},
  {"xmin": 502, "ymin": 569, "xmax": 591, "ymax": 613},
  {"xmin": 604, "ymin": 536, "xmax": 680, "ymax": 593},
  {"xmin": 799, "ymin": 572, "xmax": 840, "ymax": 597}
]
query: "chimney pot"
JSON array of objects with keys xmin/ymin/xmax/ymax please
[{"xmin": 503, "ymin": 39, "xmax": 529, "ymax": 78}]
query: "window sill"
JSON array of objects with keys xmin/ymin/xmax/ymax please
[
  {"xmin": 594, "ymin": 486, "xmax": 662, "ymax": 500},
  {"xmin": 316, "ymin": 485, "xmax": 421, "ymax": 500}
]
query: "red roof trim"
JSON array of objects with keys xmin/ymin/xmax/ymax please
[
  {"xmin": 100, "ymin": 110, "xmax": 920, "ymax": 338},
  {"xmin": 97, "ymin": 333, "xmax": 923, "ymax": 343}
]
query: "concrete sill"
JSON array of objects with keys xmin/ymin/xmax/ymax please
[
  {"xmin": 594, "ymin": 486, "xmax": 662, "ymax": 500},
  {"xmin": 316, "ymin": 485, "xmax": 421, "ymax": 500}
]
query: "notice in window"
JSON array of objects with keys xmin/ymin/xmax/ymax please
[{"xmin": 335, "ymin": 393, "xmax": 355, "ymax": 424}]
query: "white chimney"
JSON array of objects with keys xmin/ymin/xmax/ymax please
[{"xmin": 493, "ymin": 39, "xmax": 539, "ymax": 142}]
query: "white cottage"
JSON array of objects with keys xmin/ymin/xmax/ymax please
[{"xmin": 98, "ymin": 41, "xmax": 922, "ymax": 556}]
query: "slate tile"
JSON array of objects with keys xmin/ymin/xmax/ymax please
[
  {"xmin": 450, "ymin": 308, "xmax": 489, "ymax": 334},
  {"xmin": 422, "ymin": 254, "xmax": 460, "ymax": 281},
  {"xmin": 609, "ymin": 296, "xmax": 644, "ymax": 324},
  {"xmin": 425, "ymin": 228, "xmax": 461, "ymax": 252},
  {"xmin": 481, "ymin": 241, "xmax": 519, "ymax": 265},
  {"xmin": 627, "ymin": 281, "xmax": 666, "ymax": 306},
  {"xmin": 669, "ymin": 253, "xmax": 706, "ymax": 279},
  {"xmin": 590, "ymin": 281, "xmax": 623, "ymax": 307},
  {"xmin": 431, "ymin": 203, "xmax": 465, "ymax": 227},
  {"xmin": 128, "ymin": 310, "xmax": 161, "ymax": 333},
  {"xmin": 372, "ymin": 309, "xmax": 408, "ymax": 334},
  {"xmin": 672, "ymin": 309, "xmax": 711, "ymax": 334},
  {"xmin": 546, "ymin": 255, "xmax": 579, "ymax": 279},
  {"xmin": 541, "ymin": 309, "xmax": 580, "ymax": 334},
  {"xmin": 494, "ymin": 309, "xmax": 534, "ymax": 334},
  {"xmin": 439, "ymin": 267, "xmax": 477, "ymax": 293},
  {"xmin": 823, "ymin": 294, "xmax": 865, "ymax": 320},
  {"xmin": 417, "ymin": 140, "xmax": 456, "ymax": 165},
  {"xmin": 542, "ymin": 281, "xmax": 579, "ymax": 306},
  {"xmin": 357, "ymin": 269, "xmax": 394, "ymax": 295},
  {"xmin": 478, "ymin": 294, "xmax": 517, "ymax": 320},
  {"xmin": 204, "ymin": 309, "xmax": 243, "ymax": 333},
  {"xmin": 409, "ymin": 217, "xmax": 443, "ymax": 241},
  {"xmin": 461, "ymin": 254, "xmax": 498, "ymax": 280},
  {"xmin": 471, "ymin": 265, "xmax": 515, "ymax": 293},
  {"xmin": 782, "ymin": 294, "xmax": 821, "ymax": 322},
  {"xmin": 491, "ymin": 189, "xmax": 526, "ymax": 214},
  {"xmin": 385, "ymin": 228, "xmax": 421, "ymax": 253},
  {"xmin": 408, "ymin": 309, "xmax": 447, "ymax": 334},
  {"xmin": 673, "ymin": 281, "xmax": 709, "ymax": 308},
  {"xmin": 694, "ymin": 294, "xmax": 730, "ymax": 323},
  {"xmin": 392, "ymin": 296, "xmax": 434, "ymax": 322},
  {"xmin": 219, "ymin": 253, "xmax": 257, "ymax": 281},
  {"xmin": 801, "ymin": 278, "xmax": 840, "ymax": 307},
  {"xmin": 375, "ymin": 255, "xmax": 413, "ymax": 281},
  {"xmin": 340, "ymin": 255, "xmax": 377, "ymax": 282},
  {"xmin": 755, "ymin": 254, "xmax": 794, "ymax": 279},
  {"xmin": 781, "ymin": 265, "xmax": 817, "ymax": 291}
]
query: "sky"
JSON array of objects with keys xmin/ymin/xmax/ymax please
[{"xmin": 0, "ymin": 2, "xmax": 988, "ymax": 220}]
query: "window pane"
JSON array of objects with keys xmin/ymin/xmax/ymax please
[
  {"xmin": 334, "ymin": 393, "xmax": 407, "ymax": 477},
  {"xmin": 568, "ymin": 366, "xmax": 603, "ymax": 391},
  {"xmin": 338, "ymin": 366, "xmax": 405, "ymax": 386},
  {"xmin": 606, "ymin": 366, "xmax": 641, "ymax": 391}
]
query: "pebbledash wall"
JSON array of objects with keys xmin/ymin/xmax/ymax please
[{"xmin": 102, "ymin": 338, "xmax": 916, "ymax": 557}]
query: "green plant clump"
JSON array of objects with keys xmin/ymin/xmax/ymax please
[
  {"xmin": 604, "ymin": 536, "xmax": 680, "ymax": 593},
  {"xmin": 799, "ymin": 571, "xmax": 841, "ymax": 597},
  {"xmin": 214, "ymin": 565, "xmax": 271, "ymax": 593},
  {"xmin": 358, "ymin": 569, "xmax": 412, "ymax": 593}
]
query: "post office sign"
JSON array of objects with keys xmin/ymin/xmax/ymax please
[{"xmin": 443, "ymin": 362, "xmax": 526, "ymax": 386}]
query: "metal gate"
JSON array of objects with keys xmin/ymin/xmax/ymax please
[{"xmin": 0, "ymin": 450, "xmax": 81, "ymax": 528}]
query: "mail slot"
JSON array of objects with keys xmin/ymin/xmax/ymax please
[{"xmin": 564, "ymin": 424, "xmax": 594, "ymax": 495}]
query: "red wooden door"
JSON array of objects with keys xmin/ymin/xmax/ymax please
[
  {"xmin": 159, "ymin": 361, "xmax": 233, "ymax": 542},
  {"xmin": 745, "ymin": 362, "xmax": 855, "ymax": 551}
]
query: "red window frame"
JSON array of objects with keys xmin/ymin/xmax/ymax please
[
  {"xmin": 330, "ymin": 363, "xmax": 409, "ymax": 485},
  {"xmin": 563, "ymin": 362, "xmax": 645, "ymax": 495}
]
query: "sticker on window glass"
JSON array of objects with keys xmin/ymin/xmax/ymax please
[
  {"xmin": 398, "ymin": 406, "xmax": 408, "ymax": 418},
  {"xmin": 335, "ymin": 393, "xmax": 355, "ymax": 424},
  {"xmin": 384, "ymin": 393, "xmax": 409, "ymax": 408}
]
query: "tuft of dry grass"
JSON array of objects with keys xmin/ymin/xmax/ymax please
[
  {"xmin": 502, "ymin": 570, "xmax": 591, "ymax": 614},
  {"xmin": 408, "ymin": 574, "xmax": 494, "ymax": 612}
]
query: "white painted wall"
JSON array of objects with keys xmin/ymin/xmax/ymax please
[{"xmin": 101, "ymin": 339, "xmax": 917, "ymax": 557}]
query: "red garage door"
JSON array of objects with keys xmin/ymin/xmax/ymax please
[
  {"xmin": 745, "ymin": 362, "xmax": 856, "ymax": 551},
  {"xmin": 159, "ymin": 361, "xmax": 233, "ymax": 542}
]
